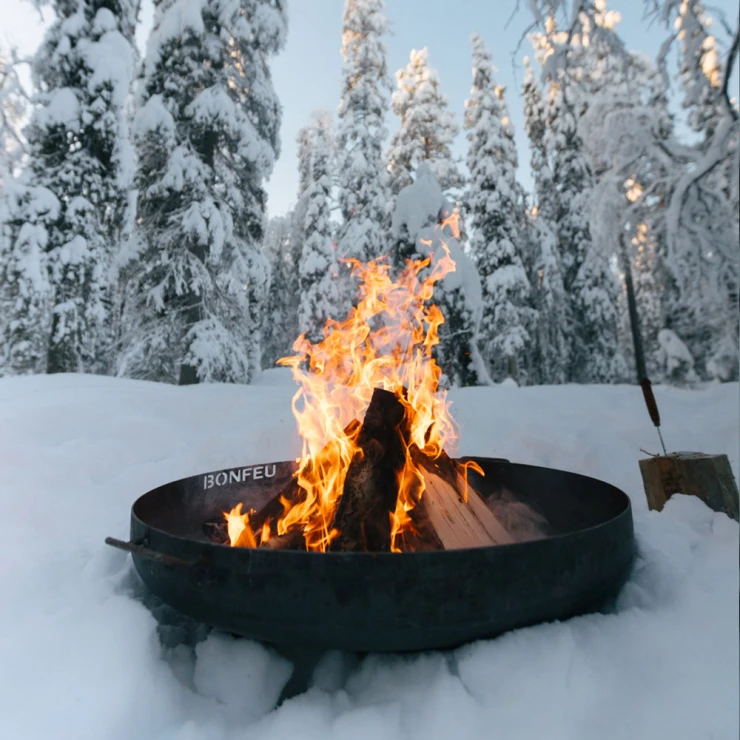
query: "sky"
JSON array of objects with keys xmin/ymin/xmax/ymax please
[{"xmin": 3, "ymin": 0, "xmax": 738, "ymax": 218}]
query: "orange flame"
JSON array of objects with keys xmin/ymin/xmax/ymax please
[
  {"xmin": 227, "ymin": 212, "xmax": 464, "ymax": 552},
  {"xmin": 224, "ymin": 503, "xmax": 257, "ymax": 548}
]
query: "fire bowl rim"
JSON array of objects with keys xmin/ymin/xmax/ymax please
[{"xmin": 129, "ymin": 456, "xmax": 633, "ymax": 557}]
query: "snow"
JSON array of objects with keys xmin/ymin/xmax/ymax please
[
  {"xmin": 0, "ymin": 372, "xmax": 737, "ymax": 739},
  {"xmin": 84, "ymin": 29, "xmax": 135, "ymax": 107},
  {"xmin": 35, "ymin": 87, "xmax": 80, "ymax": 127},
  {"xmin": 658, "ymin": 328, "xmax": 698, "ymax": 384},
  {"xmin": 391, "ymin": 162, "xmax": 447, "ymax": 239}
]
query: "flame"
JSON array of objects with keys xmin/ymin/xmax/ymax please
[
  {"xmin": 226, "ymin": 213, "xmax": 468, "ymax": 552},
  {"xmin": 224, "ymin": 503, "xmax": 257, "ymax": 548}
]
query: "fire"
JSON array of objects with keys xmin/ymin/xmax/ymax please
[
  {"xmin": 224, "ymin": 503, "xmax": 256, "ymax": 548},
  {"xmin": 226, "ymin": 214, "xmax": 466, "ymax": 552}
]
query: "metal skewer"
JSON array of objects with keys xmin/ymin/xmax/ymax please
[{"xmin": 639, "ymin": 378, "xmax": 667, "ymax": 456}]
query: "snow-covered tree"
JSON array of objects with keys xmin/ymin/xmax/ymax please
[
  {"xmin": 522, "ymin": 57, "xmax": 556, "ymax": 223},
  {"xmin": 0, "ymin": 48, "xmax": 28, "ymax": 188},
  {"xmin": 575, "ymin": 49, "xmax": 676, "ymax": 381},
  {"xmin": 261, "ymin": 213, "xmax": 296, "ymax": 368},
  {"xmin": 463, "ymin": 35, "xmax": 535, "ymax": 384},
  {"xmin": 0, "ymin": 48, "xmax": 30, "ymax": 375},
  {"xmin": 298, "ymin": 112, "xmax": 341, "ymax": 343},
  {"xmin": 672, "ymin": 0, "xmax": 738, "ymax": 379},
  {"xmin": 528, "ymin": 215, "xmax": 570, "ymax": 384},
  {"xmin": 527, "ymin": 0, "xmax": 738, "ymax": 383},
  {"xmin": 522, "ymin": 57, "xmax": 569, "ymax": 384},
  {"xmin": 548, "ymin": 100, "xmax": 625, "ymax": 383},
  {"xmin": 676, "ymin": 0, "xmax": 727, "ymax": 143},
  {"xmin": 0, "ymin": 0, "xmax": 137, "ymax": 375},
  {"xmin": 391, "ymin": 163, "xmax": 489, "ymax": 387},
  {"xmin": 263, "ymin": 124, "xmax": 317, "ymax": 367},
  {"xmin": 118, "ymin": 0, "xmax": 286, "ymax": 385},
  {"xmin": 657, "ymin": 327, "xmax": 699, "ymax": 385},
  {"xmin": 335, "ymin": 0, "xmax": 391, "ymax": 268},
  {"xmin": 387, "ymin": 48, "xmax": 464, "ymax": 197},
  {"xmin": 0, "ymin": 186, "xmax": 58, "ymax": 375},
  {"xmin": 289, "ymin": 123, "xmax": 314, "ymax": 296}
]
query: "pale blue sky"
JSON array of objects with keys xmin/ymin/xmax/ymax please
[{"xmin": 4, "ymin": 0, "xmax": 738, "ymax": 217}]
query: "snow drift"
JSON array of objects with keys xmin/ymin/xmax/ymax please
[{"xmin": 0, "ymin": 372, "xmax": 737, "ymax": 739}]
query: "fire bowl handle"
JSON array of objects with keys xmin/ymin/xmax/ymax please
[{"xmin": 104, "ymin": 536, "xmax": 201, "ymax": 568}]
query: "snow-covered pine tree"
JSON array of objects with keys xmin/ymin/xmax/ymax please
[
  {"xmin": 391, "ymin": 163, "xmax": 489, "ymax": 387},
  {"xmin": 335, "ymin": 0, "xmax": 391, "ymax": 269},
  {"xmin": 387, "ymin": 48, "xmax": 464, "ymax": 197},
  {"xmin": 119, "ymin": 0, "xmax": 286, "ymax": 385},
  {"xmin": 0, "ymin": 48, "xmax": 29, "ymax": 375},
  {"xmin": 630, "ymin": 221, "xmax": 663, "ymax": 378},
  {"xmin": 528, "ymin": 214, "xmax": 569, "ymax": 384},
  {"xmin": 463, "ymin": 34, "xmax": 535, "ymax": 384},
  {"xmin": 0, "ymin": 48, "xmax": 27, "ymax": 188},
  {"xmin": 289, "ymin": 123, "xmax": 314, "ymax": 297},
  {"xmin": 522, "ymin": 57, "xmax": 555, "ymax": 223},
  {"xmin": 262, "ymin": 124, "xmax": 316, "ymax": 368},
  {"xmin": 522, "ymin": 56, "xmax": 569, "ymax": 384},
  {"xmin": 260, "ymin": 213, "xmax": 296, "ymax": 368},
  {"xmin": 298, "ymin": 112, "xmax": 341, "ymax": 343},
  {"xmin": 0, "ymin": 0, "xmax": 137, "ymax": 376},
  {"xmin": 0, "ymin": 186, "xmax": 58, "ymax": 376},
  {"xmin": 547, "ymin": 100, "xmax": 625, "ymax": 383}
]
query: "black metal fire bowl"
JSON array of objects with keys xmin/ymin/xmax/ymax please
[{"xmin": 107, "ymin": 457, "xmax": 634, "ymax": 653}]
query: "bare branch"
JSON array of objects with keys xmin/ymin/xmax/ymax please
[{"xmin": 505, "ymin": 0, "xmax": 522, "ymax": 30}]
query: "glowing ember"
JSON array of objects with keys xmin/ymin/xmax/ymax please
[{"xmin": 225, "ymin": 214, "xmax": 477, "ymax": 552}]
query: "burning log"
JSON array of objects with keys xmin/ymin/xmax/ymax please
[
  {"xmin": 330, "ymin": 388, "xmax": 409, "ymax": 552},
  {"xmin": 251, "ymin": 420, "xmax": 364, "ymax": 550},
  {"xmin": 410, "ymin": 448, "xmax": 514, "ymax": 549},
  {"xmin": 327, "ymin": 387, "xmax": 512, "ymax": 552},
  {"xmin": 260, "ymin": 529, "xmax": 306, "ymax": 551}
]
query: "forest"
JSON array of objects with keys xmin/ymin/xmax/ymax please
[{"xmin": 0, "ymin": 0, "xmax": 738, "ymax": 388}]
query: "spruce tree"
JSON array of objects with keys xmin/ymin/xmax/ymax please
[
  {"xmin": 1, "ymin": 0, "xmax": 138, "ymax": 375},
  {"xmin": 260, "ymin": 213, "xmax": 295, "ymax": 368},
  {"xmin": 289, "ymin": 123, "xmax": 314, "ymax": 299},
  {"xmin": 463, "ymin": 34, "xmax": 535, "ymax": 384},
  {"xmin": 529, "ymin": 215, "xmax": 569, "ymax": 384},
  {"xmin": 522, "ymin": 58, "xmax": 555, "ymax": 223},
  {"xmin": 387, "ymin": 47, "xmax": 464, "ymax": 197},
  {"xmin": 522, "ymin": 57, "xmax": 569, "ymax": 384},
  {"xmin": 0, "ymin": 186, "xmax": 57, "ymax": 375},
  {"xmin": 0, "ymin": 48, "xmax": 27, "ymax": 188},
  {"xmin": 298, "ymin": 113, "xmax": 341, "ymax": 343},
  {"xmin": 548, "ymin": 101, "xmax": 624, "ymax": 383},
  {"xmin": 118, "ymin": 0, "xmax": 286, "ymax": 385},
  {"xmin": 335, "ymin": 0, "xmax": 391, "ymax": 267},
  {"xmin": 391, "ymin": 163, "xmax": 487, "ymax": 387}
]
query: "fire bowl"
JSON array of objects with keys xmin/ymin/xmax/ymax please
[{"xmin": 107, "ymin": 457, "xmax": 634, "ymax": 653}]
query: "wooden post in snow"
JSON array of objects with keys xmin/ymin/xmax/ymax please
[{"xmin": 639, "ymin": 452, "xmax": 739, "ymax": 522}]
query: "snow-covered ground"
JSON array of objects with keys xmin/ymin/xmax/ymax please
[{"xmin": 0, "ymin": 371, "xmax": 737, "ymax": 740}]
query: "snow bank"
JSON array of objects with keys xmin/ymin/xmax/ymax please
[{"xmin": 0, "ymin": 373, "xmax": 737, "ymax": 739}]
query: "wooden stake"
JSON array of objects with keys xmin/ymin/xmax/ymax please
[{"xmin": 639, "ymin": 452, "xmax": 739, "ymax": 522}]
